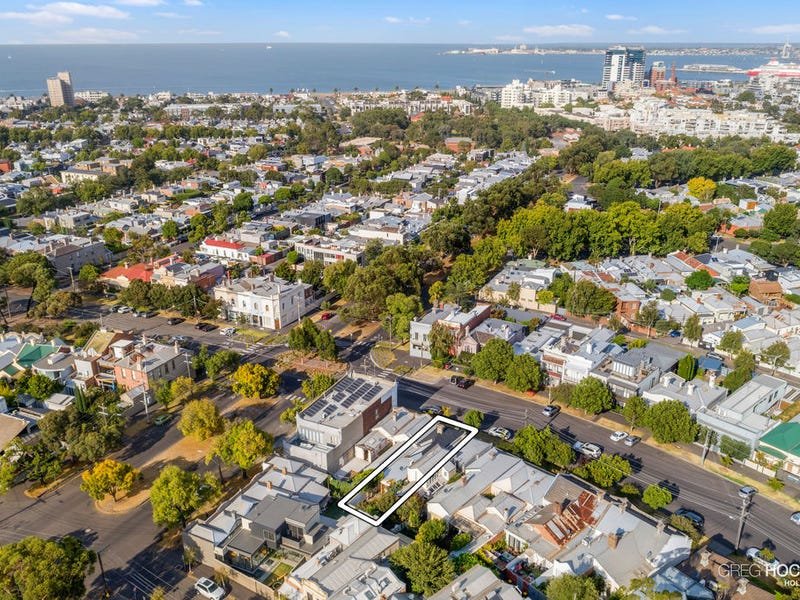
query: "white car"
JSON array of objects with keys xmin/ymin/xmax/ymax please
[
  {"xmin": 486, "ymin": 426, "xmax": 512, "ymax": 441},
  {"xmin": 194, "ymin": 577, "xmax": 226, "ymax": 600},
  {"xmin": 573, "ymin": 441, "xmax": 602, "ymax": 459},
  {"xmin": 791, "ymin": 512, "xmax": 800, "ymax": 525},
  {"xmin": 609, "ymin": 430, "xmax": 627, "ymax": 442},
  {"xmin": 220, "ymin": 327, "xmax": 236, "ymax": 336},
  {"xmin": 745, "ymin": 547, "xmax": 781, "ymax": 570},
  {"xmin": 117, "ymin": 305, "xmax": 133, "ymax": 314}
]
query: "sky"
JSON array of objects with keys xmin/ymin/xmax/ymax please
[{"xmin": 0, "ymin": 0, "xmax": 799, "ymax": 45}]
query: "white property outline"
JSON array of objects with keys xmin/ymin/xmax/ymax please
[{"xmin": 338, "ymin": 415, "xmax": 478, "ymax": 526}]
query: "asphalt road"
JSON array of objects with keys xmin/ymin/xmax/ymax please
[{"xmin": 397, "ymin": 376, "xmax": 800, "ymax": 564}]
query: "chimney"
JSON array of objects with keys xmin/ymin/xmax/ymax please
[
  {"xmin": 608, "ymin": 531, "xmax": 621, "ymax": 549},
  {"xmin": 656, "ymin": 519, "xmax": 666, "ymax": 534},
  {"xmin": 554, "ymin": 501, "xmax": 563, "ymax": 516},
  {"xmin": 736, "ymin": 578, "xmax": 748, "ymax": 596},
  {"xmin": 700, "ymin": 549, "xmax": 711, "ymax": 568},
  {"xmin": 267, "ymin": 481, "xmax": 272, "ymax": 489},
  {"xmin": 709, "ymin": 373, "xmax": 716, "ymax": 388},
  {"xmin": 281, "ymin": 467, "xmax": 287, "ymax": 476}
]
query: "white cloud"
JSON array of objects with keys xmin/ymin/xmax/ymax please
[
  {"xmin": 628, "ymin": 25, "xmax": 686, "ymax": 35},
  {"xmin": 183, "ymin": 0, "xmax": 203, "ymax": 5},
  {"xmin": 457, "ymin": 19, "xmax": 471, "ymax": 26},
  {"xmin": 0, "ymin": 10, "xmax": 72, "ymax": 25},
  {"xmin": 40, "ymin": 2, "xmax": 129, "ymax": 19},
  {"xmin": 580, "ymin": 7, "xmax": 589, "ymax": 13},
  {"xmin": 384, "ymin": 16, "xmax": 430, "ymax": 25},
  {"xmin": 116, "ymin": 0, "xmax": 163, "ymax": 5},
  {"xmin": 44, "ymin": 26, "xmax": 138, "ymax": 42},
  {"xmin": 523, "ymin": 24, "xmax": 594, "ymax": 37},
  {"xmin": 752, "ymin": 23, "xmax": 800, "ymax": 34},
  {"xmin": 273, "ymin": 30, "xmax": 290, "ymax": 38},
  {"xmin": 606, "ymin": 14, "xmax": 637, "ymax": 21},
  {"xmin": 155, "ymin": 11, "xmax": 188, "ymax": 18}
]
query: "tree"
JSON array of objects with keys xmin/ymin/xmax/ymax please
[
  {"xmin": 645, "ymin": 400, "xmax": 697, "ymax": 443},
  {"xmin": 622, "ymin": 395, "xmax": 649, "ymax": 431},
  {"xmin": 153, "ymin": 379, "xmax": 173, "ymax": 408},
  {"xmin": 178, "ymin": 399, "xmax": 225, "ymax": 441},
  {"xmin": 565, "ymin": 280, "xmax": 616, "ymax": 317},
  {"xmin": 763, "ymin": 203, "xmax": 798, "ymax": 238},
  {"xmin": 322, "ymin": 260, "xmax": 356, "ymax": 295},
  {"xmin": 513, "ymin": 425, "xmax": 574, "ymax": 468},
  {"xmin": 416, "ymin": 519, "xmax": 447, "ymax": 544},
  {"xmin": 170, "ymin": 375, "xmax": 196, "ymax": 404},
  {"xmin": 24, "ymin": 372, "xmax": 62, "ymax": 401},
  {"xmin": 428, "ymin": 322, "xmax": 454, "ymax": 364},
  {"xmin": 636, "ymin": 301, "xmax": 660, "ymax": 336},
  {"xmin": 761, "ymin": 340, "xmax": 790, "ymax": 373},
  {"xmin": 389, "ymin": 541, "xmax": 455, "ymax": 596},
  {"xmin": 161, "ymin": 219, "xmax": 179, "ymax": 241},
  {"xmin": 204, "ymin": 349, "xmax": 241, "ymax": 380},
  {"xmin": 504, "ymin": 354, "xmax": 544, "ymax": 393},
  {"xmin": 545, "ymin": 573, "xmax": 601, "ymax": 600},
  {"xmin": 676, "ymin": 354, "xmax": 698, "ymax": 381},
  {"xmin": 683, "ymin": 314, "xmax": 703, "ymax": 344},
  {"xmin": 80, "ymin": 458, "xmax": 139, "ymax": 502},
  {"xmin": 718, "ymin": 330, "xmax": 744, "ymax": 354},
  {"xmin": 462, "ymin": 409, "xmax": 484, "ymax": 429},
  {"xmin": 729, "ymin": 275, "xmax": 751, "ymax": 296},
  {"xmin": 719, "ymin": 435, "xmax": 751, "ymax": 461},
  {"xmin": 570, "ymin": 377, "xmax": 613, "ymax": 414},
  {"xmin": 210, "ymin": 419, "xmax": 273, "ymax": 478},
  {"xmin": 471, "ymin": 338, "xmax": 514, "ymax": 383},
  {"xmin": 0, "ymin": 455, "xmax": 17, "ymax": 495},
  {"xmin": 577, "ymin": 454, "xmax": 632, "ymax": 488},
  {"xmin": 231, "ymin": 363, "xmax": 280, "ymax": 399},
  {"xmin": 298, "ymin": 259, "xmax": 324, "ymax": 287},
  {"xmin": 396, "ymin": 494, "xmax": 425, "ymax": 529},
  {"xmin": 383, "ymin": 293, "xmax": 422, "ymax": 341},
  {"xmin": 150, "ymin": 465, "xmax": 220, "ymax": 528},
  {"xmin": 642, "ymin": 484, "xmax": 673, "ymax": 510},
  {"xmin": 0, "ymin": 536, "xmax": 96, "ymax": 600},
  {"xmin": 77, "ymin": 264, "xmax": 100, "ymax": 286},
  {"xmin": 687, "ymin": 176, "xmax": 716, "ymax": 201},
  {"xmin": 301, "ymin": 372, "xmax": 336, "ymax": 400},
  {"xmin": 685, "ymin": 270, "xmax": 714, "ymax": 290}
]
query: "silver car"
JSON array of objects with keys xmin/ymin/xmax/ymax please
[{"xmin": 194, "ymin": 577, "xmax": 226, "ymax": 600}]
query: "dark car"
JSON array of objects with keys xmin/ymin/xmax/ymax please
[
  {"xmin": 669, "ymin": 330, "xmax": 681, "ymax": 338},
  {"xmin": 456, "ymin": 378, "xmax": 474, "ymax": 389},
  {"xmin": 675, "ymin": 508, "xmax": 705, "ymax": 529},
  {"xmin": 167, "ymin": 317, "xmax": 184, "ymax": 326},
  {"xmin": 195, "ymin": 322, "xmax": 217, "ymax": 332},
  {"xmin": 152, "ymin": 414, "xmax": 172, "ymax": 426},
  {"xmin": 425, "ymin": 405, "xmax": 443, "ymax": 416},
  {"xmin": 141, "ymin": 310, "xmax": 157, "ymax": 318},
  {"xmin": 450, "ymin": 375, "xmax": 463, "ymax": 385}
]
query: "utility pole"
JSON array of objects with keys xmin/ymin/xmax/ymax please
[
  {"xmin": 735, "ymin": 494, "xmax": 753, "ymax": 552},
  {"xmin": 143, "ymin": 387, "xmax": 150, "ymax": 423},
  {"xmin": 700, "ymin": 427, "xmax": 712, "ymax": 465},
  {"xmin": 96, "ymin": 548, "xmax": 111, "ymax": 598}
]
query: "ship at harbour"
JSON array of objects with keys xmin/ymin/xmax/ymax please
[{"xmin": 747, "ymin": 42, "xmax": 800, "ymax": 78}]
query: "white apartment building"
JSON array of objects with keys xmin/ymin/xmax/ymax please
[
  {"xmin": 500, "ymin": 79, "xmax": 593, "ymax": 109},
  {"xmin": 293, "ymin": 235, "xmax": 366, "ymax": 266},
  {"xmin": 213, "ymin": 275, "xmax": 310, "ymax": 330}
]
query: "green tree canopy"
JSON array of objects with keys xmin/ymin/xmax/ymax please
[
  {"xmin": 645, "ymin": 400, "xmax": 697, "ymax": 443},
  {"xmin": 389, "ymin": 541, "xmax": 455, "ymax": 596},
  {"xmin": 570, "ymin": 377, "xmax": 614, "ymax": 414},
  {"xmin": 210, "ymin": 419, "xmax": 273, "ymax": 478},
  {"xmin": 150, "ymin": 465, "xmax": 220, "ymax": 528},
  {"xmin": 471, "ymin": 338, "xmax": 514, "ymax": 382},
  {"xmin": 642, "ymin": 484, "xmax": 673, "ymax": 510},
  {"xmin": 178, "ymin": 399, "xmax": 225, "ymax": 441}
]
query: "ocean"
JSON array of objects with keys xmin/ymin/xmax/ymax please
[{"xmin": 0, "ymin": 44, "xmax": 767, "ymax": 97}]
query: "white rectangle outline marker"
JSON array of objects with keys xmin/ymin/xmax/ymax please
[{"xmin": 338, "ymin": 415, "xmax": 478, "ymax": 526}]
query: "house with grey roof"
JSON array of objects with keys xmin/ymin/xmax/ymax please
[
  {"xmin": 429, "ymin": 565, "xmax": 522, "ymax": 600},
  {"xmin": 643, "ymin": 372, "xmax": 728, "ymax": 413},
  {"xmin": 591, "ymin": 344, "xmax": 683, "ymax": 399}
]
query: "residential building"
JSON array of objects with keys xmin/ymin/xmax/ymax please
[
  {"xmin": 540, "ymin": 326, "xmax": 623, "ymax": 385},
  {"xmin": 184, "ymin": 468, "xmax": 330, "ymax": 595},
  {"xmin": 458, "ymin": 318, "xmax": 526, "ymax": 355},
  {"xmin": 214, "ymin": 275, "xmax": 310, "ymax": 330},
  {"xmin": 749, "ymin": 278, "xmax": 785, "ymax": 307},
  {"xmin": 602, "ymin": 46, "xmax": 646, "ymax": 88},
  {"xmin": 591, "ymin": 344, "xmax": 683, "ymax": 399},
  {"xmin": 279, "ymin": 517, "xmax": 403, "ymax": 600},
  {"xmin": 429, "ymin": 566, "xmax": 522, "ymax": 600},
  {"xmin": 111, "ymin": 338, "xmax": 192, "ymax": 396},
  {"xmin": 480, "ymin": 261, "xmax": 560, "ymax": 311},
  {"xmin": 149, "ymin": 259, "xmax": 225, "ymax": 291},
  {"xmin": 644, "ymin": 372, "xmax": 728, "ymax": 413},
  {"xmin": 696, "ymin": 374, "xmax": 787, "ymax": 450},
  {"xmin": 46, "ymin": 72, "xmax": 74, "ymax": 107},
  {"xmin": 409, "ymin": 303, "xmax": 491, "ymax": 359},
  {"xmin": 284, "ymin": 375, "xmax": 397, "ymax": 474},
  {"xmin": 293, "ymin": 235, "xmax": 366, "ymax": 266},
  {"xmin": 759, "ymin": 421, "xmax": 800, "ymax": 478}
]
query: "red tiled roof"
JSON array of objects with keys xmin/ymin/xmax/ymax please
[
  {"xmin": 101, "ymin": 255, "xmax": 180, "ymax": 283},
  {"xmin": 204, "ymin": 238, "xmax": 244, "ymax": 250}
]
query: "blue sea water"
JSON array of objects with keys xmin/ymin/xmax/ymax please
[{"xmin": 0, "ymin": 43, "xmax": 766, "ymax": 97}]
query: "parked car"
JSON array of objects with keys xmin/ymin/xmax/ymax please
[
  {"xmin": 166, "ymin": 317, "xmax": 184, "ymax": 326},
  {"xmin": 320, "ymin": 312, "xmax": 334, "ymax": 320},
  {"xmin": 675, "ymin": 508, "xmax": 705, "ymax": 529},
  {"xmin": 738, "ymin": 485, "xmax": 758, "ymax": 499},
  {"xmin": 623, "ymin": 435, "xmax": 641, "ymax": 447},
  {"xmin": 746, "ymin": 547, "xmax": 781, "ymax": 570},
  {"xmin": 194, "ymin": 577, "xmax": 226, "ymax": 600},
  {"xmin": 609, "ymin": 430, "xmax": 628, "ymax": 442},
  {"xmin": 456, "ymin": 378, "xmax": 474, "ymax": 389},
  {"xmin": 791, "ymin": 512, "xmax": 800, "ymax": 525},
  {"xmin": 220, "ymin": 327, "xmax": 236, "ymax": 336},
  {"xmin": 542, "ymin": 405, "xmax": 560, "ymax": 418},
  {"xmin": 551, "ymin": 313, "xmax": 567, "ymax": 321},
  {"xmin": 573, "ymin": 441, "xmax": 602, "ymax": 459},
  {"xmin": 140, "ymin": 310, "xmax": 157, "ymax": 318},
  {"xmin": 195, "ymin": 322, "xmax": 216, "ymax": 332},
  {"xmin": 669, "ymin": 330, "xmax": 681, "ymax": 338},
  {"xmin": 486, "ymin": 426, "xmax": 512, "ymax": 441},
  {"xmin": 152, "ymin": 414, "xmax": 172, "ymax": 426},
  {"xmin": 425, "ymin": 405, "xmax": 443, "ymax": 416},
  {"xmin": 117, "ymin": 305, "xmax": 133, "ymax": 314},
  {"xmin": 450, "ymin": 375, "xmax": 463, "ymax": 385}
]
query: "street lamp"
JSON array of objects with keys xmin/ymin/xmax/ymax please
[{"xmin": 735, "ymin": 492, "xmax": 754, "ymax": 553}]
